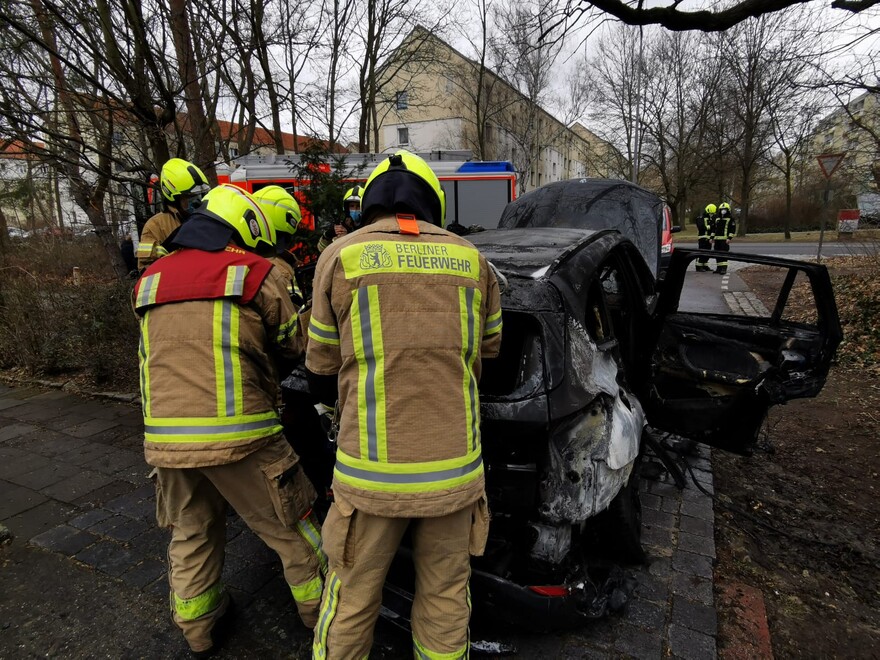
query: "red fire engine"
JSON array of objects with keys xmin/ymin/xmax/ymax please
[{"xmin": 220, "ymin": 152, "xmax": 517, "ymax": 231}]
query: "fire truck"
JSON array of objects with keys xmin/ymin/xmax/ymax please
[{"xmin": 218, "ymin": 151, "xmax": 517, "ymax": 231}]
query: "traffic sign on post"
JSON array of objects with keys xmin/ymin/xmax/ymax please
[{"xmin": 817, "ymin": 153, "xmax": 845, "ymax": 179}]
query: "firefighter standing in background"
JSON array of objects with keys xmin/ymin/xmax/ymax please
[
  {"xmin": 137, "ymin": 158, "xmax": 210, "ymax": 270},
  {"xmin": 317, "ymin": 185, "xmax": 362, "ymax": 253},
  {"xmin": 307, "ymin": 151, "xmax": 502, "ymax": 659},
  {"xmin": 253, "ymin": 185, "xmax": 305, "ymax": 306},
  {"xmin": 713, "ymin": 202, "xmax": 736, "ymax": 274},
  {"xmin": 134, "ymin": 184, "xmax": 325, "ymax": 657},
  {"xmin": 695, "ymin": 203, "xmax": 716, "ymax": 272}
]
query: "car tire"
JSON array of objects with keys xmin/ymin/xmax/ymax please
[{"xmin": 584, "ymin": 459, "xmax": 646, "ymax": 565}]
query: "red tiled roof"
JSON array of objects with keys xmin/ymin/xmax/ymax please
[
  {"xmin": 0, "ymin": 139, "xmax": 46, "ymax": 160},
  {"xmin": 214, "ymin": 119, "xmax": 345, "ymax": 153}
]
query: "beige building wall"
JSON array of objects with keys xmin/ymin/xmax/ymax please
[
  {"xmin": 377, "ymin": 28, "xmax": 622, "ymax": 192},
  {"xmin": 811, "ymin": 92, "xmax": 879, "ymax": 190}
]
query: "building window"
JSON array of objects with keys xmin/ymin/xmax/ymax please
[
  {"xmin": 445, "ymin": 76, "xmax": 455, "ymax": 93},
  {"xmin": 824, "ymin": 133, "xmax": 834, "ymax": 145},
  {"xmin": 396, "ymin": 91, "xmax": 408, "ymax": 110},
  {"xmin": 229, "ymin": 147, "xmax": 239, "ymax": 158},
  {"xmin": 397, "ymin": 127, "xmax": 409, "ymax": 145}
]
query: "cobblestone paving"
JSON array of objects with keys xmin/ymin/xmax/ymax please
[{"xmin": 0, "ymin": 384, "xmax": 718, "ymax": 659}]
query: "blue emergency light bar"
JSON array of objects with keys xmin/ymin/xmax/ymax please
[{"xmin": 456, "ymin": 161, "xmax": 515, "ymax": 173}]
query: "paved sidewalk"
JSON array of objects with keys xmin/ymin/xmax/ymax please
[{"xmin": 0, "ymin": 384, "xmax": 718, "ymax": 659}]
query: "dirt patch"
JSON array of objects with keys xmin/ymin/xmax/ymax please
[{"xmin": 714, "ymin": 258, "xmax": 880, "ymax": 658}]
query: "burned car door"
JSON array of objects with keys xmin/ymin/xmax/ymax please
[{"xmin": 643, "ymin": 249, "xmax": 842, "ymax": 454}]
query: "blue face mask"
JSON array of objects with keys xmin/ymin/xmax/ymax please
[{"xmin": 348, "ymin": 210, "xmax": 362, "ymax": 224}]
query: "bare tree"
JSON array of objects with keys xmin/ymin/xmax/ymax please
[
  {"xmin": 443, "ymin": 0, "xmax": 513, "ymax": 160},
  {"xmin": 640, "ymin": 29, "xmax": 717, "ymax": 225},
  {"xmin": 0, "ymin": 0, "xmax": 130, "ymax": 276},
  {"xmin": 169, "ymin": 0, "xmax": 218, "ymax": 181},
  {"xmin": 357, "ymin": 12, "xmax": 449, "ymax": 153},
  {"xmin": 588, "ymin": 23, "xmax": 649, "ymax": 184},
  {"xmin": 491, "ymin": 4, "xmax": 567, "ymax": 191},
  {"xmin": 714, "ymin": 9, "xmax": 818, "ymax": 235},
  {"xmin": 766, "ymin": 88, "xmax": 824, "ymax": 237}
]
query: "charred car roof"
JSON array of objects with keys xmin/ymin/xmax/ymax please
[
  {"xmin": 496, "ymin": 179, "xmax": 664, "ymax": 277},
  {"xmin": 470, "ymin": 227, "xmax": 609, "ymax": 278},
  {"xmin": 470, "ymin": 228, "xmax": 656, "ymax": 313}
]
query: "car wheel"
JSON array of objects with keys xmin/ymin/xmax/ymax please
[{"xmin": 583, "ymin": 458, "xmax": 646, "ymax": 565}]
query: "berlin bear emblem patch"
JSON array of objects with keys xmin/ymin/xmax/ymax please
[{"xmin": 360, "ymin": 243, "xmax": 393, "ymax": 270}]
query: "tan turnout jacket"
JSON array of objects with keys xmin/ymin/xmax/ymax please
[
  {"xmin": 138, "ymin": 208, "xmax": 182, "ymax": 270},
  {"xmin": 134, "ymin": 250, "xmax": 300, "ymax": 468},
  {"xmin": 306, "ymin": 215, "xmax": 502, "ymax": 517}
]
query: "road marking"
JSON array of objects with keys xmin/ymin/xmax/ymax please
[{"xmin": 721, "ymin": 275, "xmax": 729, "ymax": 291}]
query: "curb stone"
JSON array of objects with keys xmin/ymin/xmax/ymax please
[{"xmin": 0, "ymin": 373, "xmax": 139, "ymax": 406}]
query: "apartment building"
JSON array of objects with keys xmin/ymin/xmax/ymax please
[
  {"xmin": 375, "ymin": 28, "xmax": 623, "ymax": 193},
  {"xmin": 811, "ymin": 91, "xmax": 879, "ymax": 192}
]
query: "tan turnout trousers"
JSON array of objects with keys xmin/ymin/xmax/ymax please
[
  {"xmin": 313, "ymin": 497, "xmax": 489, "ymax": 659},
  {"xmin": 153, "ymin": 437, "xmax": 327, "ymax": 652}
]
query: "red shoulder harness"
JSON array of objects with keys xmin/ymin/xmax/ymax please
[{"xmin": 135, "ymin": 245, "xmax": 273, "ymax": 310}]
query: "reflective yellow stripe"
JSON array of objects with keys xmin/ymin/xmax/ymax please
[
  {"xmin": 143, "ymin": 412, "xmax": 282, "ymax": 443},
  {"xmin": 224, "ymin": 265, "xmax": 249, "ymax": 297},
  {"xmin": 276, "ymin": 313, "xmax": 298, "ymax": 344},
  {"xmin": 212, "ymin": 301, "xmax": 242, "ymax": 417},
  {"xmin": 309, "ymin": 317, "xmax": 340, "ymax": 345},
  {"xmin": 484, "ymin": 308, "xmax": 502, "ymax": 337},
  {"xmin": 313, "ymin": 572, "xmax": 341, "ymax": 659},
  {"xmin": 351, "ymin": 286, "xmax": 387, "ymax": 462},
  {"xmin": 138, "ymin": 314, "xmax": 151, "ymax": 417},
  {"xmin": 413, "ymin": 636, "xmax": 468, "ymax": 660},
  {"xmin": 290, "ymin": 574, "xmax": 324, "ymax": 603},
  {"xmin": 340, "ymin": 240, "xmax": 480, "ymax": 281},
  {"xmin": 459, "ymin": 287, "xmax": 481, "ymax": 453},
  {"xmin": 333, "ymin": 448, "xmax": 483, "ymax": 494},
  {"xmin": 173, "ymin": 583, "xmax": 225, "ymax": 621},
  {"xmin": 136, "ymin": 273, "xmax": 161, "ymax": 308},
  {"xmin": 297, "ymin": 514, "xmax": 328, "ymax": 575},
  {"xmin": 155, "ymin": 245, "xmax": 169, "ymax": 257},
  {"xmin": 136, "ymin": 242, "xmax": 154, "ymax": 256}
]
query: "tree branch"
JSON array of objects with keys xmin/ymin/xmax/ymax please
[{"xmin": 579, "ymin": 0, "xmax": 876, "ymax": 32}]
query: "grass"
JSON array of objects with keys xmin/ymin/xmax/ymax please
[{"xmin": 674, "ymin": 224, "xmax": 880, "ymax": 243}]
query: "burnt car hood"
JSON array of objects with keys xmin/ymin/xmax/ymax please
[{"xmin": 497, "ymin": 178, "xmax": 663, "ymax": 277}]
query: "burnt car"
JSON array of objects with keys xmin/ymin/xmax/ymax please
[
  {"xmin": 282, "ymin": 224, "xmax": 841, "ymax": 629},
  {"xmin": 497, "ymin": 178, "xmax": 680, "ymax": 277}
]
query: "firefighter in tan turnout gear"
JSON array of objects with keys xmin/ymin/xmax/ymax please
[
  {"xmin": 134, "ymin": 184, "xmax": 325, "ymax": 656},
  {"xmin": 253, "ymin": 184, "xmax": 305, "ymax": 306},
  {"xmin": 306, "ymin": 150, "xmax": 503, "ymax": 659},
  {"xmin": 137, "ymin": 158, "xmax": 210, "ymax": 270}
]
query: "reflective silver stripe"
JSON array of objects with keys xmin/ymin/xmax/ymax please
[
  {"xmin": 316, "ymin": 573, "xmax": 340, "ymax": 651},
  {"xmin": 308, "ymin": 322, "xmax": 339, "ymax": 341},
  {"xmin": 226, "ymin": 265, "xmax": 247, "ymax": 296},
  {"xmin": 335, "ymin": 454, "xmax": 483, "ymax": 485},
  {"xmin": 137, "ymin": 274, "xmax": 158, "ymax": 308},
  {"xmin": 464, "ymin": 288, "xmax": 479, "ymax": 451},
  {"xmin": 297, "ymin": 516, "xmax": 328, "ymax": 573},
  {"xmin": 138, "ymin": 328, "xmax": 147, "ymax": 413},
  {"xmin": 144, "ymin": 417, "xmax": 279, "ymax": 435},
  {"xmin": 484, "ymin": 315, "xmax": 502, "ymax": 333},
  {"xmin": 357, "ymin": 287, "xmax": 379, "ymax": 462},
  {"xmin": 221, "ymin": 301, "xmax": 235, "ymax": 416}
]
